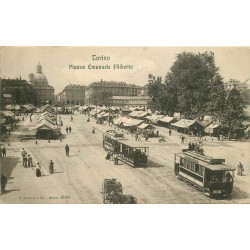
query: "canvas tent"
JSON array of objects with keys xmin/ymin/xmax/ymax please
[
  {"xmin": 157, "ymin": 116, "xmax": 175, "ymax": 128},
  {"xmin": 137, "ymin": 123, "xmax": 156, "ymax": 137},
  {"xmin": 31, "ymin": 120, "xmax": 60, "ymax": 139},
  {"xmin": 204, "ymin": 123, "xmax": 221, "ymax": 135},
  {"xmin": 172, "ymin": 119, "xmax": 203, "ymax": 135}
]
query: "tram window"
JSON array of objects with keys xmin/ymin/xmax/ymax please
[
  {"xmin": 199, "ymin": 166, "xmax": 204, "ymax": 176},
  {"xmin": 195, "ymin": 164, "xmax": 199, "ymax": 173},
  {"xmin": 180, "ymin": 158, "xmax": 183, "ymax": 166},
  {"xmin": 191, "ymin": 163, "xmax": 195, "ymax": 172}
]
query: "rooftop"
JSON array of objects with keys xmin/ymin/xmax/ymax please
[
  {"xmin": 64, "ymin": 84, "xmax": 86, "ymax": 90},
  {"xmin": 0, "ymin": 78, "xmax": 30, "ymax": 85},
  {"xmin": 88, "ymin": 81, "xmax": 141, "ymax": 88}
]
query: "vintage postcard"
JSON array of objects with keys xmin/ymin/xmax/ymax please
[{"xmin": 0, "ymin": 46, "xmax": 249, "ymax": 204}]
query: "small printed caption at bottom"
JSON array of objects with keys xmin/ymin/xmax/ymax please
[{"xmin": 19, "ymin": 195, "xmax": 71, "ymax": 200}]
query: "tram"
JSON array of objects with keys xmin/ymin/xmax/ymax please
[
  {"xmin": 174, "ymin": 150, "xmax": 236, "ymax": 197},
  {"xmin": 103, "ymin": 130, "xmax": 149, "ymax": 167},
  {"xmin": 103, "ymin": 130, "xmax": 128, "ymax": 152}
]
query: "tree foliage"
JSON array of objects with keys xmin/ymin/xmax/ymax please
[
  {"xmin": 90, "ymin": 91, "xmax": 113, "ymax": 106},
  {"xmin": 148, "ymin": 51, "xmax": 227, "ymax": 118},
  {"xmin": 220, "ymin": 88, "xmax": 245, "ymax": 135}
]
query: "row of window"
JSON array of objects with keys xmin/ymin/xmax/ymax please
[
  {"xmin": 180, "ymin": 158, "xmax": 204, "ymax": 176},
  {"xmin": 112, "ymin": 100, "xmax": 148, "ymax": 104}
]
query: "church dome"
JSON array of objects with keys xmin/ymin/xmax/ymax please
[
  {"xmin": 34, "ymin": 72, "xmax": 48, "ymax": 84},
  {"xmin": 33, "ymin": 63, "xmax": 48, "ymax": 85}
]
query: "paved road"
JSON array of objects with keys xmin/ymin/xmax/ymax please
[{"xmin": 1, "ymin": 114, "xmax": 249, "ymax": 204}]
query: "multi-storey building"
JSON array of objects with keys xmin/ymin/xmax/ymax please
[
  {"xmin": 0, "ymin": 77, "xmax": 36, "ymax": 105},
  {"xmin": 28, "ymin": 63, "xmax": 55, "ymax": 105},
  {"xmin": 108, "ymin": 96, "xmax": 150, "ymax": 107},
  {"xmin": 57, "ymin": 84, "xmax": 86, "ymax": 105},
  {"xmin": 85, "ymin": 80, "xmax": 142, "ymax": 105}
]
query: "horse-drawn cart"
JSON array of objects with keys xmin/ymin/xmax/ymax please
[{"xmin": 101, "ymin": 179, "xmax": 123, "ymax": 204}]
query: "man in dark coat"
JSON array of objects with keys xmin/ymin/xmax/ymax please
[
  {"xmin": 65, "ymin": 144, "xmax": 70, "ymax": 156},
  {"xmin": 27, "ymin": 155, "xmax": 33, "ymax": 167},
  {"xmin": 2, "ymin": 147, "xmax": 6, "ymax": 158}
]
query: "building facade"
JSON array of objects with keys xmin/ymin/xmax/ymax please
[
  {"xmin": 0, "ymin": 78, "xmax": 36, "ymax": 106},
  {"xmin": 85, "ymin": 80, "xmax": 142, "ymax": 105},
  {"xmin": 28, "ymin": 63, "xmax": 55, "ymax": 105},
  {"xmin": 57, "ymin": 84, "xmax": 86, "ymax": 105},
  {"xmin": 108, "ymin": 96, "xmax": 150, "ymax": 107}
]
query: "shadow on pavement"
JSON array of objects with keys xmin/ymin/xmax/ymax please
[
  {"xmin": 230, "ymin": 186, "xmax": 250, "ymax": 200},
  {"xmin": 2, "ymin": 189, "xmax": 21, "ymax": 194},
  {"xmin": 147, "ymin": 159, "xmax": 165, "ymax": 168},
  {"xmin": 0, "ymin": 156, "xmax": 19, "ymax": 179}
]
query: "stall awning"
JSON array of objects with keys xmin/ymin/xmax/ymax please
[
  {"xmin": 35, "ymin": 120, "xmax": 57, "ymax": 130},
  {"xmin": 0, "ymin": 110, "xmax": 15, "ymax": 117},
  {"xmin": 137, "ymin": 123, "xmax": 156, "ymax": 129},
  {"xmin": 172, "ymin": 119, "xmax": 197, "ymax": 128},
  {"xmin": 158, "ymin": 116, "xmax": 175, "ymax": 124}
]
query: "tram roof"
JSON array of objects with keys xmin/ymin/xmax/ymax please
[
  {"xmin": 176, "ymin": 152, "xmax": 236, "ymax": 171},
  {"xmin": 205, "ymin": 164, "xmax": 236, "ymax": 171}
]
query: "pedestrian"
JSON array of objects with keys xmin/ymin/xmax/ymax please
[
  {"xmin": 114, "ymin": 153, "xmax": 118, "ymax": 165},
  {"xmin": 2, "ymin": 146, "xmax": 6, "ymax": 158},
  {"xmin": 135, "ymin": 133, "xmax": 138, "ymax": 141},
  {"xmin": 35, "ymin": 163, "xmax": 42, "ymax": 177},
  {"xmin": 69, "ymin": 126, "xmax": 72, "ymax": 133},
  {"xmin": 21, "ymin": 148, "xmax": 26, "ymax": 157},
  {"xmin": 92, "ymin": 127, "xmax": 95, "ymax": 134},
  {"xmin": 49, "ymin": 160, "xmax": 54, "ymax": 174},
  {"xmin": 169, "ymin": 129, "xmax": 172, "ymax": 136},
  {"xmin": 0, "ymin": 146, "xmax": 2, "ymax": 158},
  {"xmin": 156, "ymin": 130, "xmax": 159, "ymax": 136},
  {"xmin": 71, "ymin": 115, "xmax": 73, "ymax": 121},
  {"xmin": 181, "ymin": 135, "xmax": 184, "ymax": 144},
  {"xmin": 23, "ymin": 154, "xmax": 28, "ymax": 167},
  {"xmin": 65, "ymin": 144, "xmax": 70, "ymax": 157},
  {"xmin": 138, "ymin": 134, "xmax": 141, "ymax": 142},
  {"xmin": 27, "ymin": 155, "xmax": 33, "ymax": 168},
  {"xmin": 66, "ymin": 127, "xmax": 68, "ymax": 133},
  {"xmin": 105, "ymin": 150, "xmax": 111, "ymax": 160},
  {"xmin": 237, "ymin": 162, "xmax": 244, "ymax": 176},
  {"xmin": 188, "ymin": 142, "xmax": 192, "ymax": 151}
]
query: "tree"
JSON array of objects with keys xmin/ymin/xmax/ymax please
[
  {"xmin": 147, "ymin": 74, "xmax": 165, "ymax": 112},
  {"xmin": 165, "ymin": 51, "xmax": 225, "ymax": 118},
  {"xmin": 220, "ymin": 88, "xmax": 245, "ymax": 137},
  {"xmin": 90, "ymin": 91, "xmax": 112, "ymax": 106}
]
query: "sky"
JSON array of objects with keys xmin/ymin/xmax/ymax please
[{"xmin": 0, "ymin": 47, "xmax": 249, "ymax": 94}]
